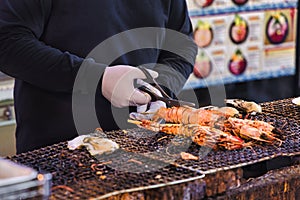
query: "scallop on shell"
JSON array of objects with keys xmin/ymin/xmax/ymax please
[
  {"xmin": 68, "ymin": 135, "xmax": 119, "ymax": 156},
  {"xmin": 225, "ymin": 99, "xmax": 262, "ymax": 114}
]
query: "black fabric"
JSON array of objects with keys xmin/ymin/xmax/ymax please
[{"xmin": 0, "ymin": 0, "xmax": 196, "ymax": 153}]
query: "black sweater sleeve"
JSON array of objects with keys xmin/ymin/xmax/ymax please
[
  {"xmin": 154, "ymin": 0, "xmax": 197, "ymax": 97},
  {"xmin": 0, "ymin": 0, "xmax": 100, "ymax": 93}
]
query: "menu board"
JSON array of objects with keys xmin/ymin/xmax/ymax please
[{"xmin": 185, "ymin": 0, "xmax": 298, "ymax": 89}]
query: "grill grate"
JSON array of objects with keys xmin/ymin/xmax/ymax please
[
  {"xmin": 260, "ymin": 98, "xmax": 300, "ymax": 122},
  {"xmin": 164, "ymin": 113, "xmax": 300, "ymax": 174},
  {"xmin": 101, "ymin": 113, "xmax": 300, "ymax": 174},
  {"xmin": 8, "ymin": 110, "xmax": 300, "ymax": 199},
  {"xmin": 9, "ymin": 143, "xmax": 203, "ymax": 199}
]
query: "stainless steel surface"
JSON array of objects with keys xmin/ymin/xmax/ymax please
[{"xmin": 0, "ymin": 158, "xmax": 51, "ymax": 199}]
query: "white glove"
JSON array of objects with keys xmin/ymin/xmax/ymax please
[
  {"xmin": 129, "ymin": 80, "xmax": 166, "ymax": 121},
  {"xmin": 102, "ymin": 65, "xmax": 158, "ymax": 108}
]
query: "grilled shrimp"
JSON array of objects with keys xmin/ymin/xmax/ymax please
[
  {"xmin": 152, "ymin": 106, "xmax": 236, "ymax": 126},
  {"xmin": 128, "ymin": 119, "xmax": 248, "ymax": 150},
  {"xmin": 226, "ymin": 117, "xmax": 282, "ymax": 144}
]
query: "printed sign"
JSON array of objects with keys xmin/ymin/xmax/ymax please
[{"xmin": 185, "ymin": 0, "xmax": 298, "ymax": 88}]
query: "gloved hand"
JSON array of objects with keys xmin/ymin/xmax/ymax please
[
  {"xmin": 102, "ymin": 65, "xmax": 158, "ymax": 108},
  {"xmin": 129, "ymin": 79, "xmax": 166, "ymax": 121}
]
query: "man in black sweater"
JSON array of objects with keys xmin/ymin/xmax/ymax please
[{"xmin": 0, "ymin": 0, "xmax": 197, "ymax": 153}]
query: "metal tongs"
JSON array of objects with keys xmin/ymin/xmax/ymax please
[{"xmin": 137, "ymin": 66, "xmax": 195, "ymax": 107}]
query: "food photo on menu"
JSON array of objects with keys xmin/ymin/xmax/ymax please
[
  {"xmin": 266, "ymin": 12, "xmax": 289, "ymax": 44},
  {"xmin": 228, "ymin": 49, "xmax": 247, "ymax": 76},
  {"xmin": 193, "ymin": 50, "xmax": 212, "ymax": 79},
  {"xmin": 229, "ymin": 14, "xmax": 249, "ymax": 44},
  {"xmin": 193, "ymin": 0, "xmax": 214, "ymax": 8},
  {"xmin": 232, "ymin": 0, "xmax": 248, "ymax": 6},
  {"xmin": 194, "ymin": 19, "xmax": 214, "ymax": 48}
]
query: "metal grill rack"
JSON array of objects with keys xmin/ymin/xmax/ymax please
[
  {"xmin": 9, "ymin": 143, "xmax": 204, "ymax": 199},
  {"xmin": 8, "ymin": 105, "xmax": 300, "ymax": 199},
  {"xmin": 260, "ymin": 98, "xmax": 300, "ymax": 122},
  {"xmin": 115, "ymin": 113, "xmax": 300, "ymax": 174}
]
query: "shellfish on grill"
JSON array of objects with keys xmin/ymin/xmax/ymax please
[
  {"xmin": 225, "ymin": 99, "xmax": 262, "ymax": 114},
  {"xmin": 68, "ymin": 135, "xmax": 119, "ymax": 156},
  {"xmin": 200, "ymin": 106, "xmax": 240, "ymax": 117}
]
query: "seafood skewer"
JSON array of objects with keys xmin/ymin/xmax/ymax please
[
  {"xmin": 129, "ymin": 102, "xmax": 283, "ymax": 150},
  {"xmin": 128, "ymin": 119, "xmax": 249, "ymax": 150},
  {"xmin": 151, "ymin": 106, "xmax": 281, "ymax": 145},
  {"xmin": 151, "ymin": 106, "xmax": 240, "ymax": 126},
  {"xmin": 225, "ymin": 117, "xmax": 283, "ymax": 145}
]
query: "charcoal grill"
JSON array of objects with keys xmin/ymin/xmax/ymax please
[
  {"xmin": 171, "ymin": 112, "xmax": 300, "ymax": 174},
  {"xmin": 261, "ymin": 98, "xmax": 300, "ymax": 122},
  {"xmin": 8, "ymin": 108, "xmax": 300, "ymax": 199},
  {"xmin": 111, "ymin": 112, "xmax": 300, "ymax": 174},
  {"xmin": 9, "ymin": 143, "xmax": 204, "ymax": 199}
]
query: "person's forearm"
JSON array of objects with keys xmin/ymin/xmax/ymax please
[
  {"xmin": 0, "ymin": 0, "xmax": 107, "ymax": 93},
  {"xmin": 0, "ymin": 26, "xmax": 86, "ymax": 92}
]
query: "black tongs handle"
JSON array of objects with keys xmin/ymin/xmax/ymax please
[
  {"xmin": 139, "ymin": 85, "xmax": 195, "ymax": 107},
  {"xmin": 138, "ymin": 85, "xmax": 180, "ymax": 107},
  {"xmin": 137, "ymin": 66, "xmax": 171, "ymax": 99},
  {"xmin": 138, "ymin": 85, "xmax": 164, "ymax": 102},
  {"xmin": 137, "ymin": 66, "xmax": 196, "ymax": 108}
]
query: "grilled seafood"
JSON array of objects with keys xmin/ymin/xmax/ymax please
[
  {"xmin": 180, "ymin": 152, "xmax": 198, "ymax": 160},
  {"xmin": 151, "ymin": 106, "xmax": 239, "ymax": 125},
  {"xmin": 200, "ymin": 106, "xmax": 241, "ymax": 117},
  {"xmin": 68, "ymin": 135, "xmax": 119, "ymax": 156},
  {"xmin": 128, "ymin": 119, "xmax": 248, "ymax": 150},
  {"xmin": 129, "ymin": 102, "xmax": 283, "ymax": 150},
  {"xmin": 216, "ymin": 106, "xmax": 241, "ymax": 117},
  {"xmin": 226, "ymin": 117, "xmax": 282, "ymax": 145},
  {"xmin": 225, "ymin": 99, "xmax": 262, "ymax": 113},
  {"xmin": 128, "ymin": 119, "xmax": 195, "ymax": 137},
  {"xmin": 192, "ymin": 124, "xmax": 250, "ymax": 150}
]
